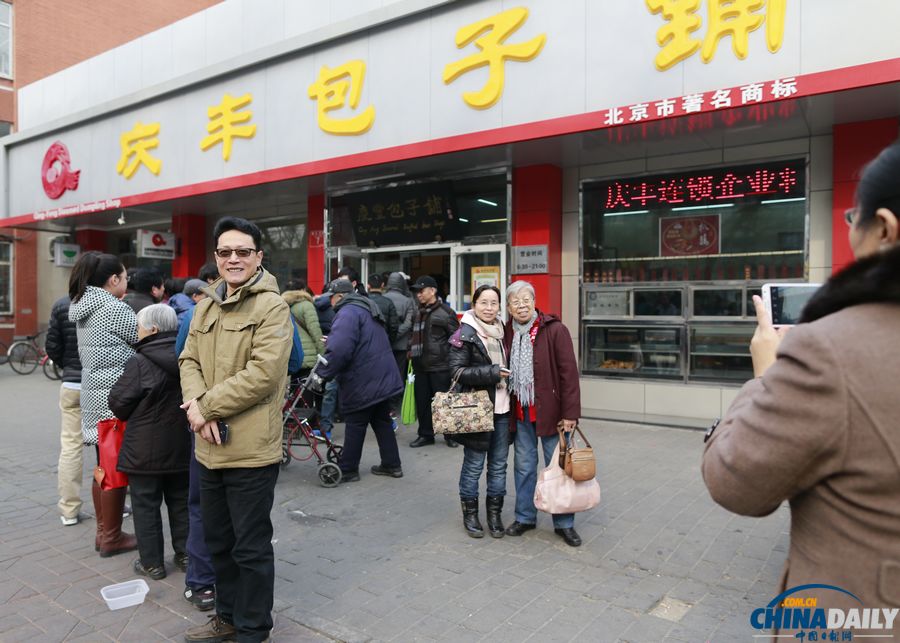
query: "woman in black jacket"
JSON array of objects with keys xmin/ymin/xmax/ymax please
[
  {"xmin": 109, "ymin": 304, "xmax": 190, "ymax": 580},
  {"xmin": 447, "ymin": 285, "xmax": 510, "ymax": 538}
]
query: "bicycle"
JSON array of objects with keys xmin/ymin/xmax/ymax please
[{"xmin": 7, "ymin": 332, "xmax": 60, "ymax": 378}]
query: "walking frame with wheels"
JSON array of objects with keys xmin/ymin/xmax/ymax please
[{"xmin": 282, "ymin": 355, "xmax": 343, "ymax": 487}]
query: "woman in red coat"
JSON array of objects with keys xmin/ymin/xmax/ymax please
[{"xmin": 502, "ymin": 281, "xmax": 583, "ymax": 547}]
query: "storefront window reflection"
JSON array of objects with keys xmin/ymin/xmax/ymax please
[
  {"xmin": 261, "ymin": 223, "xmax": 307, "ymax": 288},
  {"xmin": 0, "ymin": 241, "xmax": 10, "ymax": 315}
]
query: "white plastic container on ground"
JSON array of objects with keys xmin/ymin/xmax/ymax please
[{"xmin": 100, "ymin": 579, "xmax": 149, "ymax": 610}]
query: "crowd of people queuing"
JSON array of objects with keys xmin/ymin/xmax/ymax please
[
  {"xmin": 42, "ymin": 142, "xmax": 900, "ymax": 641},
  {"xmin": 49, "ymin": 213, "xmax": 585, "ymax": 642}
]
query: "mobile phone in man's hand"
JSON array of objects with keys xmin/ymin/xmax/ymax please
[{"xmin": 216, "ymin": 420, "xmax": 230, "ymax": 445}]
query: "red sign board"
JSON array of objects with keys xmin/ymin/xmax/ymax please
[
  {"xmin": 41, "ymin": 141, "xmax": 80, "ymax": 200},
  {"xmin": 660, "ymin": 215, "xmax": 720, "ymax": 257},
  {"xmin": 598, "ymin": 160, "xmax": 804, "ymax": 214}
]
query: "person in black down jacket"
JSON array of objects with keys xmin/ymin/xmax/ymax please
[
  {"xmin": 408, "ymin": 275, "xmax": 460, "ymax": 448},
  {"xmin": 448, "ymin": 285, "xmax": 511, "ymax": 538},
  {"xmin": 109, "ymin": 304, "xmax": 190, "ymax": 581},
  {"xmin": 46, "ymin": 295, "xmax": 85, "ymax": 526}
]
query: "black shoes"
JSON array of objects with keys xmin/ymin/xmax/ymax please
[
  {"xmin": 460, "ymin": 497, "xmax": 484, "ymax": 538},
  {"xmin": 133, "ymin": 557, "xmax": 166, "ymax": 580},
  {"xmin": 505, "ymin": 521, "xmax": 536, "ymax": 537},
  {"xmin": 340, "ymin": 470, "xmax": 361, "ymax": 483},
  {"xmin": 371, "ymin": 464, "xmax": 403, "ymax": 478},
  {"xmin": 555, "ymin": 527, "xmax": 583, "ymax": 547},
  {"xmin": 184, "ymin": 585, "xmax": 216, "ymax": 612},
  {"xmin": 485, "ymin": 496, "xmax": 505, "ymax": 538},
  {"xmin": 174, "ymin": 552, "xmax": 188, "ymax": 573},
  {"xmin": 444, "ymin": 438, "xmax": 458, "ymax": 448},
  {"xmin": 409, "ymin": 436, "xmax": 435, "ymax": 448}
]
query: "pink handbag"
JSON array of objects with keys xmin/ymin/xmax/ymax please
[{"xmin": 534, "ymin": 443, "xmax": 601, "ymax": 514}]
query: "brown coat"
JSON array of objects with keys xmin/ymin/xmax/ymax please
[
  {"xmin": 503, "ymin": 312, "xmax": 581, "ymax": 436},
  {"xmin": 703, "ymin": 267, "xmax": 900, "ymax": 632}
]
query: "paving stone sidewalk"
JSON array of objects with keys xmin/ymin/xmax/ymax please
[{"xmin": 0, "ymin": 368, "xmax": 789, "ymax": 642}]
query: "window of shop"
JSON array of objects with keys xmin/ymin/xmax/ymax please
[
  {"xmin": 0, "ymin": 2, "xmax": 11, "ymax": 78},
  {"xmin": 580, "ymin": 159, "xmax": 807, "ymax": 384},
  {"xmin": 329, "ymin": 172, "xmax": 507, "ymax": 248},
  {"xmin": 260, "ymin": 222, "xmax": 307, "ymax": 288},
  {"xmin": 0, "ymin": 241, "xmax": 11, "ymax": 314}
]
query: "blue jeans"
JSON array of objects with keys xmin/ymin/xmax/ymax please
[
  {"xmin": 186, "ymin": 434, "xmax": 216, "ymax": 590},
  {"xmin": 513, "ymin": 414, "xmax": 574, "ymax": 529},
  {"xmin": 459, "ymin": 414, "xmax": 510, "ymax": 499},
  {"xmin": 319, "ymin": 379, "xmax": 339, "ymax": 433}
]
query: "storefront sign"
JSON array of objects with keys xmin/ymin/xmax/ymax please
[
  {"xmin": 600, "ymin": 159, "xmax": 805, "ymax": 214},
  {"xmin": 471, "ymin": 266, "xmax": 501, "ymax": 295},
  {"xmin": 338, "ymin": 182, "xmax": 459, "ymax": 247},
  {"xmin": 660, "ymin": 215, "xmax": 720, "ymax": 257},
  {"xmin": 513, "ymin": 245, "xmax": 548, "ymax": 274},
  {"xmin": 53, "ymin": 243, "xmax": 80, "ymax": 268},
  {"xmin": 41, "ymin": 142, "xmax": 80, "ymax": 200},
  {"xmin": 137, "ymin": 230, "xmax": 175, "ymax": 260}
]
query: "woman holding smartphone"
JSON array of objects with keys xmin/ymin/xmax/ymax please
[
  {"xmin": 447, "ymin": 285, "xmax": 510, "ymax": 538},
  {"xmin": 703, "ymin": 143, "xmax": 900, "ymax": 635}
]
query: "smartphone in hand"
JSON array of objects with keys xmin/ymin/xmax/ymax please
[
  {"xmin": 761, "ymin": 283, "xmax": 821, "ymax": 327},
  {"xmin": 216, "ymin": 420, "xmax": 230, "ymax": 445}
]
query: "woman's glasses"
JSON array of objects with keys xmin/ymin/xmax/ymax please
[{"xmin": 215, "ymin": 248, "xmax": 257, "ymax": 259}]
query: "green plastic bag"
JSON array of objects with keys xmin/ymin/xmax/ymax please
[{"xmin": 401, "ymin": 361, "xmax": 417, "ymax": 425}]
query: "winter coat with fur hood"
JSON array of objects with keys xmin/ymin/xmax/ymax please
[{"xmin": 703, "ymin": 245, "xmax": 900, "ymax": 634}]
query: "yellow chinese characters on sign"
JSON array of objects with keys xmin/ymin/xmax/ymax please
[
  {"xmin": 307, "ymin": 60, "xmax": 375, "ymax": 135},
  {"xmin": 646, "ymin": 0, "xmax": 786, "ymax": 71},
  {"xmin": 116, "ymin": 122, "xmax": 162, "ymax": 179},
  {"xmin": 443, "ymin": 7, "xmax": 546, "ymax": 110},
  {"xmin": 200, "ymin": 93, "xmax": 257, "ymax": 161}
]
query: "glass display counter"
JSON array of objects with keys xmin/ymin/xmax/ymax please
[{"xmin": 582, "ymin": 324, "xmax": 683, "ymax": 380}]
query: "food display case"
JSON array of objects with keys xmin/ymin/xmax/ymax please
[
  {"xmin": 581, "ymin": 283, "xmax": 781, "ymax": 384},
  {"xmin": 688, "ymin": 324, "xmax": 755, "ymax": 383},
  {"xmin": 582, "ymin": 324, "xmax": 683, "ymax": 379}
]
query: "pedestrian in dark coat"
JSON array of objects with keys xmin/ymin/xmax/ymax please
[
  {"xmin": 109, "ymin": 304, "xmax": 190, "ymax": 580},
  {"xmin": 408, "ymin": 275, "xmax": 460, "ymax": 448},
  {"xmin": 502, "ymin": 281, "xmax": 583, "ymax": 547},
  {"xmin": 316, "ymin": 280, "xmax": 403, "ymax": 482},
  {"xmin": 367, "ymin": 273, "xmax": 400, "ymax": 343}
]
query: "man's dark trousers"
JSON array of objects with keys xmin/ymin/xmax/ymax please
[
  {"xmin": 186, "ymin": 435, "xmax": 216, "ymax": 590},
  {"xmin": 339, "ymin": 398, "xmax": 402, "ymax": 474},
  {"xmin": 199, "ymin": 462, "xmax": 279, "ymax": 642},
  {"xmin": 413, "ymin": 367, "xmax": 451, "ymax": 439}
]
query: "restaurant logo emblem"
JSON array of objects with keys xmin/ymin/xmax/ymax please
[{"xmin": 41, "ymin": 141, "xmax": 81, "ymax": 200}]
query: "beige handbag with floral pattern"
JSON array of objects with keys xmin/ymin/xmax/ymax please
[{"xmin": 431, "ymin": 372, "xmax": 494, "ymax": 435}]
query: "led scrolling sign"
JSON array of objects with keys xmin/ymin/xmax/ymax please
[{"xmin": 599, "ymin": 160, "xmax": 805, "ymax": 214}]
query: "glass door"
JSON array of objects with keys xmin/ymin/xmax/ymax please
[
  {"xmin": 450, "ymin": 244, "xmax": 507, "ymax": 315},
  {"xmin": 361, "ymin": 244, "xmax": 454, "ymax": 299}
]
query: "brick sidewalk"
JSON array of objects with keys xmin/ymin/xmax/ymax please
[{"xmin": 0, "ymin": 369, "xmax": 788, "ymax": 641}]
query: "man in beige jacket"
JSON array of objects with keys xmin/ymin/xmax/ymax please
[{"xmin": 179, "ymin": 216, "xmax": 291, "ymax": 643}]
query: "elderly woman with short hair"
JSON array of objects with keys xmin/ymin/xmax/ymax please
[
  {"xmin": 109, "ymin": 304, "xmax": 191, "ymax": 580},
  {"xmin": 502, "ymin": 281, "xmax": 584, "ymax": 547}
]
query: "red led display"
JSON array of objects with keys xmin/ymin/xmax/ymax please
[{"xmin": 597, "ymin": 160, "xmax": 805, "ymax": 213}]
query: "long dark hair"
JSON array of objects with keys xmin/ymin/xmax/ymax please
[
  {"xmin": 69, "ymin": 251, "xmax": 124, "ymax": 303},
  {"xmin": 856, "ymin": 143, "xmax": 900, "ymax": 226}
]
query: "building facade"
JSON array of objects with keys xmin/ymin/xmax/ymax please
[{"xmin": 2, "ymin": 0, "xmax": 899, "ymax": 425}]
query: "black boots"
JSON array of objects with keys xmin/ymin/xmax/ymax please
[
  {"xmin": 460, "ymin": 497, "xmax": 484, "ymax": 538},
  {"xmin": 486, "ymin": 496, "xmax": 505, "ymax": 538}
]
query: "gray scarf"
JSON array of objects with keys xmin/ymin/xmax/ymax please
[{"xmin": 509, "ymin": 311, "xmax": 538, "ymax": 407}]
